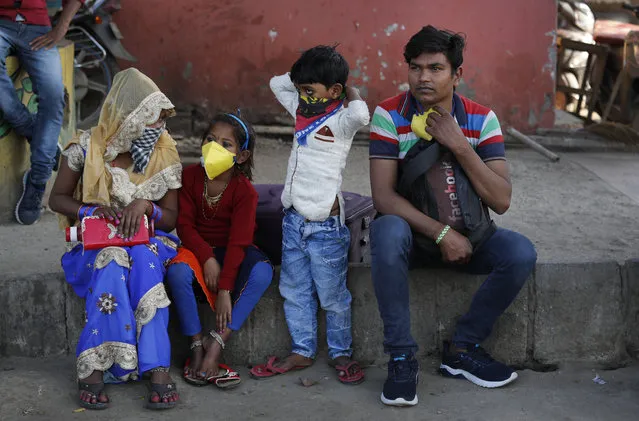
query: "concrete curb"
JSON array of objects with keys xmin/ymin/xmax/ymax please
[{"xmin": 1, "ymin": 260, "xmax": 637, "ymax": 367}]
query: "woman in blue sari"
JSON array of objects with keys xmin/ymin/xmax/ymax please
[{"xmin": 49, "ymin": 68, "xmax": 182, "ymax": 410}]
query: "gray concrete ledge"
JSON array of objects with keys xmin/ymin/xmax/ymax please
[{"xmin": 1, "ymin": 260, "xmax": 637, "ymax": 367}]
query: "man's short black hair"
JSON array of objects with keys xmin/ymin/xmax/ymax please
[
  {"xmin": 290, "ymin": 45, "xmax": 349, "ymax": 88},
  {"xmin": 404, "ymin": 25, "xmax": 466, "ymax": 72}
]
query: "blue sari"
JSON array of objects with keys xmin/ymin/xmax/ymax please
[{"xmin": 62, "ymin": 231, "xmax": 179, "ymax": 382}]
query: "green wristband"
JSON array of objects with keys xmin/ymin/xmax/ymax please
[{"xmin": 436, "ymin": 225, "xmax": 451, "ymax": 245}]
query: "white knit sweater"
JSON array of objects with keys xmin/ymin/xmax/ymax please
[{"xmin": 270, "ymin": 73, "xmax": 370, "ymax": 223}]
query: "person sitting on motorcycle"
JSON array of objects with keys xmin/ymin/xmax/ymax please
[{"xmin": 0, "ymin": 0, "xmax": 84, "ymax": 225}]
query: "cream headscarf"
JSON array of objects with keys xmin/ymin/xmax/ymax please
[{"xmin": 61, "ymin": 68, "xmax": 182, "ymax": 228}]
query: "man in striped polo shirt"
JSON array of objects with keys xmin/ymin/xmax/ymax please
[{"xmin": 369, "ymin": 25, "xmax": 537, "ymax": 407}]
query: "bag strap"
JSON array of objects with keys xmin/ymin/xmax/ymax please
[{"xmin": 398, "ymin": 142, "xmax": 440, "ymax": 196}]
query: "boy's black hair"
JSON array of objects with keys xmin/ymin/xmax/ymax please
[
  {"xmin": 404, "ymin": 25, "xmax": 466, "ymax": 73},
  {"xmin": 201, "ymin": 112, "xmax": 256, "ymax": 181},
  {"xmin": 290, "ymin": 45, "xmax": 349, "ymax": 88}
]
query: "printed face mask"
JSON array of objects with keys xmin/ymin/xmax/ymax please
[
  {"xmin": 201, "ymin": 141, "xmax": 236, "ymax": 180},
  {"xmin": 298, "ymin": 95, "xmax": 332, "ymax": 118}
]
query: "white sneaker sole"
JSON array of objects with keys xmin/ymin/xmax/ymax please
[
  {"xmin": 14, "ymin": 170, "xmax": 30, "ymax": 225},
  {"xmin": 440, "ymin": 364, "xmax": 518, "ymax": 388},
  {"xmin": 380, "ymin": 392, "xmax": 418, "ymax": 407}
]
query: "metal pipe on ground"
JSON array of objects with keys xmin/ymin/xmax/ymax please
[{"xmin": 507, "ymin": 127, "xmax": 560, "ymax": 162}]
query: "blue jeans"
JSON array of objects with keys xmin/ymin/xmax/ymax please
[
  {"xmin": 166, "ymin": 246, "xmax": 273, "ymax": 335},
  {"xmin": 0, "ymin": 20, "xmax": 65, "ymax": 186},
  {"xmin": 370, "ymin": 215, "xmax": 537, "ymax": 355},
  {"xmin": 279, "ymin": 208, "xmax": 353, "ymax": 360}
]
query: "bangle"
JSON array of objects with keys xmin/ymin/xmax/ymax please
[
  {"xmin": 77, "ymin": 205, "xmax": 86, "ymax": 220},
  {"xmin": 88, "ymin": 206, "xmax": 98, "ymax": 216},
  {"xmin": 218, "ymin": 289, "xmax": 231, "ymax": 295},
  {"xmin": 151, "ymin": 203, "xmax": 162, "ymax": 223},
  {"xmin": 435, "ymin": 225, "xmax": 451, "ymax": 245}
]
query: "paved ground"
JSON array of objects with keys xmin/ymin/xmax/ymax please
[{"xmin": 0, "ymin": 356, "xmax": 637, "ymax": 421}]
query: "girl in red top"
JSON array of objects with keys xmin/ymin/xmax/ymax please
[{"xmin": 166, "ymin": 112, "xmax": 272, "ymax": 388}]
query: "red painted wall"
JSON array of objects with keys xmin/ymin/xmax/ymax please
[{"xmin": 115, "ymin": 0, "xmax": 556, "ymax": 130}]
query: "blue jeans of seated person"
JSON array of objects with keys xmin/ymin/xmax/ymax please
[
  {"xmin": 0, "ymin": 20, "xmax": 65, "ymax": 186},
  {"xmin": 370, "ymin": 215, "xmax": 537, "ymax": 356},
  {"xmin": 166, "ymin": 246, "xmax": 273, "ymax": 335},
  {"xmin": 279, "ymin": 208, "xmax": 353, "ymax": 360}
]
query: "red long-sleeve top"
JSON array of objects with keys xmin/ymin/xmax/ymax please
[
  {"xmin": 0, "ymin": 0, "xmax": 85, "ymax": 27},
  {"xmin": 177, "ymin": 164, "xmax": 258, "ymax": 291}
]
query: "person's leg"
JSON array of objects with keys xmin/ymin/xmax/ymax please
[
  {"xmin": 200, "ymin": 247, "xmax": 273, "ymax": 377},
  {"xmin": 14, "ymin": 24, "xmax": 65, "ymax": 187},
  {"xmin": 126, "ymin": 245, "xmax": 178, "ymax": 403},
  {"xmin": 0, "ymin": 21, "xmax": 36, "ymax": 139},
  {"xmin": 307, "ymin": 219, "xmax": 352, "ymax": 361},
  {"xmin": 440, "ymin": 228, "xmax": 537, "ymax": 388},
  {"xmin": 165, "ymin": 262, "xmax": 206, "ymax": 380},
  {"xmin": 370, "ymin": 215, "xmax": 420, "ymax": 406},
  {"xmin": 11, "ymin": 23, "xmax": 65, "ymax": 224},
  {"xmin": 453, "ymin": 228, "xmax": 537, "ymax": 346},
  {"xmin": 370, "ymin": 215, "xmax": 418, "ymax": 356},
  {"xmin": 227, "ymin": 247, "xmax": 273, "ymax": 331},
  {"xmin": 276, "ymin": 210, "xmax": 316, "ymax": 368}
]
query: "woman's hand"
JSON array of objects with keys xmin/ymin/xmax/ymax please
[
  {"xmin": 93, "ymin": 206, "xmax": 121, "ymax": 223},
  {"xmin": 215, "ymin": 290, "xmax": 232, "ymax": 332},
  {"xmin": 203, "ymin": 257, "xmax": 221, "ymax": 293},
  {"xmin": 118, "ymin": 199, "xmax": 152, "ymax": 240}
]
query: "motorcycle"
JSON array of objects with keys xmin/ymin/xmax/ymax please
[{"xmin": 51, "ymin": 0, "xmax": 136, "ymax": 129}]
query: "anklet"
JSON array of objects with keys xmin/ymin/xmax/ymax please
[
  {"xmin": 209, "ymin": 330, "xmax": 226, "ymax": 350},
  {"xmin": 190, "ymin": 340, "xmax": 203, "ymax": 350}
]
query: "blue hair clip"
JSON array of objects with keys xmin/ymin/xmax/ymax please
[{"xmin": 226, "ymin": 112, "xmax": 249, "ymax": 151}]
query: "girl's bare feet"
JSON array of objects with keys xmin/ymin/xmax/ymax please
[
  {"xmin": 184, "ymin": 333, "xmax": 206, "ymax": 381},
  {"xmin": 198, "ymin": 328, "xmax": 232, "ymax": 380}
]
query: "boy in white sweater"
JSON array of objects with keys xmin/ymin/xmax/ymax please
[{"xmin": 250, "ymin": 46, "xmax": 370, "ymax": 384}]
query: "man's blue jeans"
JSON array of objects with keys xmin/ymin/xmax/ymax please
[
  {"xmin": 0, "ymin": 20, "xmax": 65, "ymax": 186},
  {"xmin": 370, "ymin": 215, "xmax": 537, "ymax": 356},
  {"xmin": 279, "ymin": 208, "xmax": 353, "ymax": 360}
]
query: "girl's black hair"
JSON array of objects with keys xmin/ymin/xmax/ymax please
[{"xmin": 201, "ymin": 112, "xmax": 256, "ymax": 180}]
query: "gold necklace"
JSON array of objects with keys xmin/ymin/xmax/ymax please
[{"xmin": 202, "ymin": 176, "xmax": 229, "ymax": 220}]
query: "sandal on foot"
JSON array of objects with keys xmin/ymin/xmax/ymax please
[
  {"xmin": 207, "ymin": 363, "xmax": 241, "ymax": 389},
  {"xmin": 145, "ymin": 382, "xmax": 178, "ymax": 410},
  {"xmin": 249, "ymin": 356, "xmax": 311, "ymax": 380},
  {"xmin": 334, "ymin": 361, "xmax": 365, "ymax": 385},
  {"xmin": 78, "ymin": 381, "xmax": 109, "ymax": 410}
]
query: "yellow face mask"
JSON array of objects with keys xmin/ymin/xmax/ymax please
[
  {"xmin": 410, "ymin": 107, "xmax": 440, "ymax": 141},
  {"xmin": 201, "ymin": 141, "xmax": 236, "ymax": 180}
]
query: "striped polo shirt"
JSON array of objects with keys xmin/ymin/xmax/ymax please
[{"xmin": 369, "ymin": 92, "xmax": 505, "ymax": 161}]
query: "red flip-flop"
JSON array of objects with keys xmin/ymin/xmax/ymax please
[
  {"xmin": 207, "ymin": 363, "xmax": 241, "ymax": 389},
  {"xmin": 335, "ymin": 361, "xmax": 365, "ymax": 385},
  {"xmin": 249, "ymin": 356, "xmax": 311, "ymax": 380}
]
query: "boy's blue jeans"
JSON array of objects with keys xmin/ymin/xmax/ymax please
[
  {"xmin": 370, "ymin": 215, "xmax": 537, "ymax": 356},
  {"xmin": 0, "ymin": 20, "xmax": 65, "ymax": 186},
  {"xmin": 279, "ymin": 208, "xmax": 353, "ymax": 360}
]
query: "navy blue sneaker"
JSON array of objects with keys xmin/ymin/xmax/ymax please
[
  {"xmin": 380, "ymin": 354, "xmax": 419, "ymax": 407},
  {"xmin": 439, "ymin": 341, "xmax": 518, "ymax": 388},
  {"xmin": 15, "ymin": 169, "xmax": 45, "ymax": 225}
]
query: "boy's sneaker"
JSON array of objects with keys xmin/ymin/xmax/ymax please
[
  {"xmin": 439, "ymin": 341, "xmax": 518, "ymax": 388},
  {"xmin": 380, "ymin": 354, "xmax": 419, "ymax": 407},
  {"xmin": 15, "ymin": 169, "xmax": 45, "ymax": 225}
]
